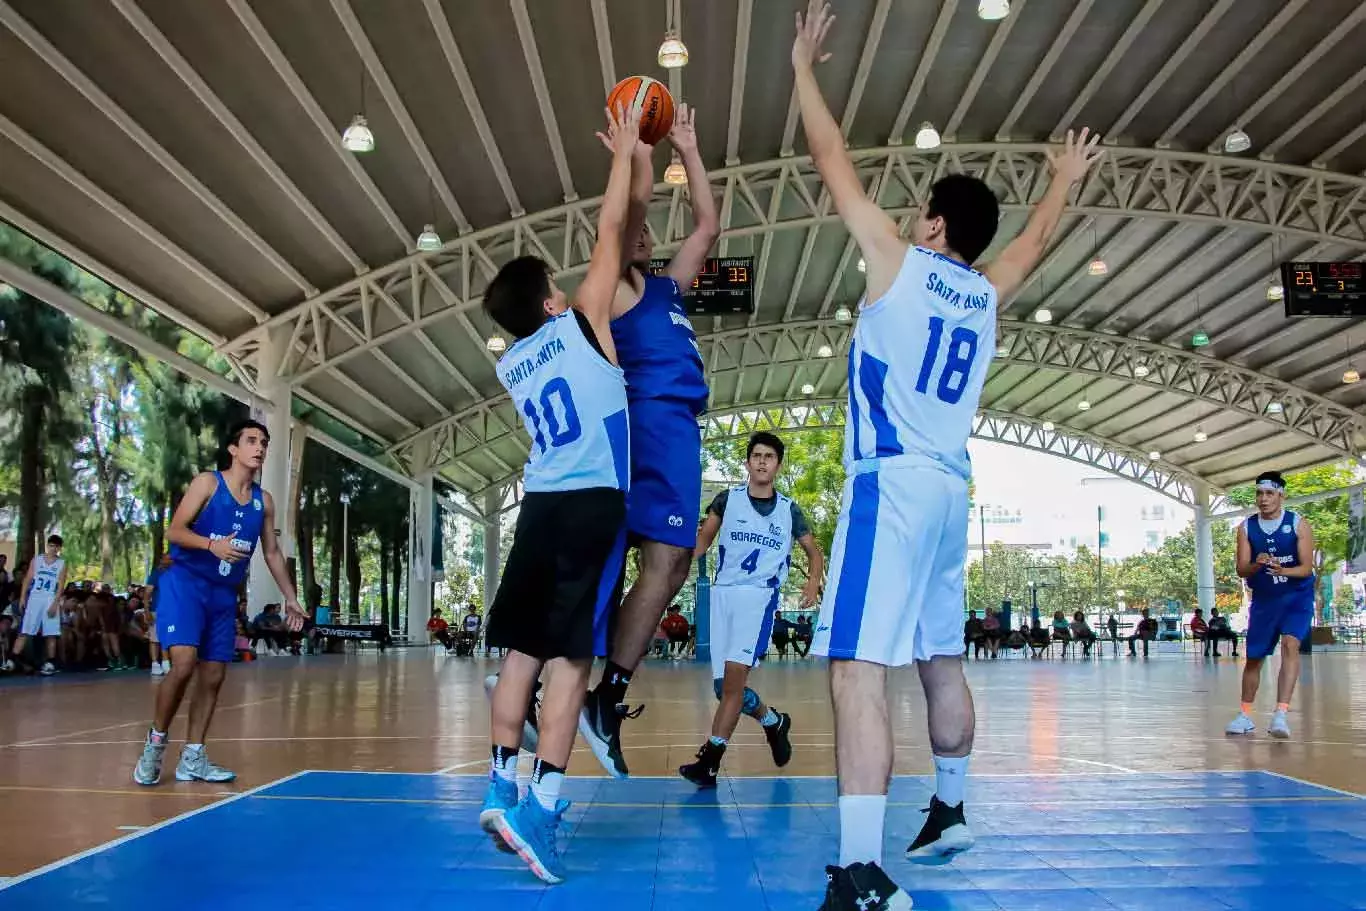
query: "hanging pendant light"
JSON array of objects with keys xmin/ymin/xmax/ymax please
[
  {"xmin": 1193, "ymin": 428, "xmax": 1208, "ymax": 443},
  {"xmin": 341, "ymin": 114, "xmax": 374, "ymax": 152},
  {"xmin": 1223, "ymin": 128, "xmax": 1252, "ymax": 154},
  {"xmin": 1077, "ymin": 400, "xmax": 1091, "ymax": 411},
  {"xmin": 1133, "ymin": 362, "xmax": 1150, "ymax": 378},
  {"xmin": 817, "ymin": 344, "xmax": 833, "ymax": 358},
  {"xmin": 1087, "ymin": 225, "xmax": 1107, "ymax": 276},
  {"xmin": 486, "ymin": 335, "xmax": 507, "ymax": 354},
  {"xmin": 1191, "ymin": 330, "xmax": 1210, "ymax": 348},
  {"xmin": 1265, "ymin": 401, "xmax": 1284, "ymax": 414},
  {"xmin": 657, "ymin": 30, "xmax": 689, "ymax": 68},
  {"xmin": 834, "ymin": 305, "xmax": 853, "ymax": 322},
  {"xmin": 856, "ymin": 257, "xmax": 866, "ymax": 273},
  {"xmin": 1266, "ymin": 282, "xmax": 1284, "ymax": 302},
  {"xmin": 664, "ymin": 152, "xmax": 688, "ymax": 185},
  {"xmin": 800, "ymin": 383, "xmax": 816, "ymax": 396},
  {"xmin": 914, "ymin": 122, "xmax": 942, "ymax": 150},
  {"xmin": 995, "ymin": 344, "xmax": 1009, "ymax": 357},
  {"xmin": 1033, "ymin": 308, "xmax": 1052, "ymax": 323},
  {"xmin": 1148, "ymin": 451, "xmax": 1161, "ymax": 461},
  {"xmin": 416, "ymin": 224, "xmax": 442, "ymax": 252},
  {"xmin": 1041, "ymin": 421, "xmax": 1055, "ymax": 432},
  {"xmin": 978, "ymin": 0, "xmax": 1010, "ymax": 20},
  {"xmin": 1341, "ymin": 331, "xmax": 1359, "ymax": 384}
]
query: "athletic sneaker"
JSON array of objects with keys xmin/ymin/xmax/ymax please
[
  {"xmin": 38, "ymin": 661, "xmax": 56, "ymax": 676},
  {"xmin": 1269, "ymin": 709, "xmax": 1291, "ymax": 739},
  {"xmin": 480, "ymin": 772, "xmax": 519, "ymax": 853},
  {"xmin": 493, "ymin": 792, "xmax": 570, "ymax": 884},
  {"xmin": 484, "ymin": 674, "xmax": 541, "ymax": 755},
  {"xmin": 679, "ymin": 740, "xmax": 726, "ymax": 789},
  {"xmin": 133, "ymin": 730, "xmax": 167, "ymax": 786},
  {"xmin": 1, "ymin": 659, "xmax": 14, "ymax": 673},
  {"xmin": 1225, "ymin": 712, "xmax": 1256, "ymax": 735},
  {"xmin": 906, "ymin": 796, "xmax": 975, "ymax": 859},
  {"xmin": 764, "ymin": 711, "xmax": 793, "ymax": 767},
  {"xmin": 150, "ymin": 661, "xmax": 166, "ymax": 677},
  {"xmin": 817, "ymin": 862, "xmax": 913, "ymax": 911},
  {"xmin": 160, "ymin": 660, "xmax": 172, "ymax": 675},
  {"xmin": 577, "ymin": 688, "xmax": 641, "ymax": 779},
  {"xmin": 175, "ymin": 747, "xmax": 236, "ymax": 782}
]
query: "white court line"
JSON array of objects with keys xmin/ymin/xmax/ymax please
[
  {"xmin": 1258, "ymin": 769, "xmax": 1364, "ymax": 799},
  {"xmin": 1, "ymin": 697, "xmax": 282, "ymax": 749},
  {"xmin": 115, "ymin": 826, "xmax": 145, "ymax": 832},
  {"xmin": 0, "ymin": 769, "xmax": 309, "ymax": 891},
  {"xmin": 437, "ymin": 759, "xmax": 490, "ymax": 773}
]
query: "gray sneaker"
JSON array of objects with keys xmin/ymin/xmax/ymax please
[
  {"xmin": 133, "ymin": 732, "xmax": 167, "ymax": 786},
  {"xmin": 175, "ymin": 747, "xmax": 237, "ymax": 782}
]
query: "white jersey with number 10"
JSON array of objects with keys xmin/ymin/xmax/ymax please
[{"xmin": 844, "ymin": 246, "xmax": 997, "ymax": 480}]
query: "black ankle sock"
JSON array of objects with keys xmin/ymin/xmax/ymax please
[
  {"xmin": 597, "ymin": 661, "xmax": 633, "ymax": 707},
  {"xmin": 531, "ymin": 757, "xmax": 566, "ymax": 783},
  {"xmin": 491, "ymin": 743, "xmax": 518, "ymax": 771}
]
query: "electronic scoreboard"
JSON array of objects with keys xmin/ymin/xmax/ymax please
[
  {"xmin": 1281, "ymin": 261, "xmax": 1366, "ymax": 317},
  {"xmin": 649, "ymin": 256, "xmax": 754, "ymax": 315}
]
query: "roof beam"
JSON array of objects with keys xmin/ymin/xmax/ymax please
[
  {"xmin": 840, "ymin": 0, "xmax": 893, "ymax": 138},
  {"xmin": 1127, "ymin": 236, "xmax": 1277, "ymax": 338},
  {"xmin": 1314, "ymin": 120, "xmax": 1366, "ymax": 170},
  {"xmin": 424, "ymin": 0, "xmax": 522, "ymax": 217},
  {"xmin": 226, "ymin": 0, "xmax": 409, "ymax": 247},
  {"xmin": 0, "ymin": 0, "xmax": 313, "ymax": 298},
  {"xmin": 1226, "ymin": 316, "xmax": 1365, "ymax": 367},
  {"xmin": 1051, "ymin": 0, "xmax": 1166, "ymax": 140},
  {"xmin": 1089, "ymin": 227, "xmax": 1239, "ymax": 331},
  {"xmin": 1062, "ymin": 222, "xmax": 1190, "ymax": 326},
  {"xmin": 724, "ymin": 0, "xmax": 754, "ymax": 165},
  {"xmin": 1261, "ymin": 62, "xmax": 1366, "ymax": 158},
  {"xmin": 293, "ymin": 386, "xmax": 395, "ymax": 446},
  {"xmin": 1030, "ymin": 219, "xmax": 1147, "ymax": 325},
  {"xmin": 889, "ymin": 0, "xmax": 959, "ymax": 145},
  {"xmin": 588, "ymin": 0, "xmax": 617, "ymax": 96},
  {"xmin": 944, "ymin": 0, "xmax": 1026, "ymax": 139},
  {"xmin": 1106, "ymin": 0, "xmax": 1236, "ymax": 140},
  {"xmin": 1002, "ymin": 214, "xmax": 1094, "ymax": 318},
  {"xmin": 996, "ymin": 0, "xmax": 1094, "ymax": 140},
  {"xmin": 508, "ymin": 0, "xmax": 576, "ymax": 202}
]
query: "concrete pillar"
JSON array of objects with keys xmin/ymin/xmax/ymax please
[
  {"xmin": 248, "ymin": 329, "xmax": 291, "ymax": 614},
  {"xmin": 406, "ymin": 435, "xmax": 434, "ymax": 643},
  {"xmin": 483, "ymin": 488, "xmax": 501, "ymax": 614},
  {"xmin": 1194, "ymin": 483, "xmax": 1216, "ymax": 618}
]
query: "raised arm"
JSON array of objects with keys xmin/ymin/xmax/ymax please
[
  {"xmin": 579, "ymin": 102, "xmax": 644, "ymax": 363},
  {"xmin": 793, "ymin": 1, "xmax": 903, "ymax": 302},
  {"xmin": 664, "ymin": 104, "xmax": 720, "ymax": 287},
  {"xmin": 983, "ymin": 128, "xmax": 1103, "ymax": 300}
]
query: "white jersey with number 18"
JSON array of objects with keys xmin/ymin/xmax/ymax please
[{"xmin": 844, "ymin": 246, "xmax": 997, "ymax": 480}]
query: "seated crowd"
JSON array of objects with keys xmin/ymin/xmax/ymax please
[{"xmin": 963, "ymin": 605, "xmax": 1242, "ymax": 659}]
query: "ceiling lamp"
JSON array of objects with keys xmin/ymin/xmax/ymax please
[
  {"xmin": 857, "ymin": 257, "xmax": 866, "ymax": 273},
  {"xmin": 1193, "ymin": 429, "xmax": 1208, "ymax": 443},
  {"xmin": 1077, "ymin": 400, "xmax": 1091, "ymax": 411},
  {"xmin": 1345, "ymin": 367, "xmax": 1361, "ymax": 384},
  {"xmin": 834, "ymin": 305, "xmax": 853, "ymax": 322},
  {"xmin": 995, "ymin": 344, "xmax": 1009, "ymax": 357},
  {"xmin": 1223, "ymin": 128, "xmax": 1252, "ymax": 154},
  {"xmin": 341, "ymin": 114, "xmax": 374, "ymax": 153},
  {"xmin": 1265, "ymin": 401, "xmax": 1284, "ymax": 414},
  {"xmin": 1148, "ymin": 451, "xmax": 1161, "ymax": 461},
  {"xmin": 657, "ymin": 30, "xmax": 689, "ymax": 68},
  {"xmin": 1033, "ymin": 308, "xmax": 1052, "ymax": 323},
  {"xmin": 1041, "ymin": 421, "xmax": 1055, "ymax": 432},
  {"xmin": 664, "ymin": 152, "xmax": 688, "ymax": 185},
  {"xmin": 817, "ymin": 344, "xmax": 834, "ymax": 358},
  {"xmin": 978, "ymin": 0, "xmax": 1010, "ymax": 20},
  {"xmin": 801, "ymin": 383, "xmax": 816, "ymax": 395},
  {"xmin": 485, "ymin": 335, "xmax": 507, "ymax": 354},
  {"xmin": 416, "ymin": 224, "xmax": 442, "ymax": 252},
  {"xmin": 1087, "ymin": 258, "xmax": 1108, "ymax": 276},
  {"xmin": 1133, "ymin": 362, "xmax": 1150, "ymax": 378},
  {"xmin": 914, "ymin": 122, "xmax": 941, "ymax": 150},
  {"xmin": 1266, "ymin": 283, "xmax": 1284, "ymax": 302},
  {"xmin": 1191, "ymin": 330, "xmax": 1211, "ymax": 348}
]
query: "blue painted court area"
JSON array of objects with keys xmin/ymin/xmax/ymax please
[{"xmin": 2, "ymin": 770, "xmax": 1364, "ymax": 910}]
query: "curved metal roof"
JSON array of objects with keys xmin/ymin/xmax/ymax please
[{"xmin": 1, "ymin": 0, "xmax": 1363, "ymax": 506}]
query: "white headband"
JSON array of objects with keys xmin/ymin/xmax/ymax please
[{"xmin": 1255, "ymin": 480, "xmax": 1284, "ymax": 492}]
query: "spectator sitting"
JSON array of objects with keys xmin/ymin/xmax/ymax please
[
  {"xmin": 1207, "ymin": 608, "xmax": 1239, "ymax": 657},
  {"xmin": 963, "ymin": 610, "xmax": 987, "ymax": 659},
  {"xmin": 652, "ymin": 616, "xmax": 670, "ymax": 659},
  {"xmin": 1051, "ymin": 610, "xmax": 1072, "ymax": 645},
  {"xmin": 1070, "ymin": 611, "xmax": 1097, "ymax": 656},
  {"xmin": 457, "ymin": 606, "xmax": 482, "ymax": 655},
  {"xmin": 770, "ymin": 613, "xmax": 794, "ymax": 659},
  {"xmin": 793, "ymin": 613, "xmax": 814, "ymax": 657},
  {"xmin": 234, "ymin": 617, "xmax": 254, "ymax": 662},
  {"xmin": 1190, "ymin": 608, "xmax": 1210, "ymax": 655},
  {"xmin": 250, "ymin": 603, "xmax": 290, "ymax": 655},
  {"xmin": 1107, "ymin": 613, "xmax": 1119, "ymax": 642},
  {"xmin": 1127, "ymin": 607, "xmax": 1158, "ymax": 657},
  {"xmin": 661, "ymin": 604, "xmax": 690, "ymax": 658},
  {"xmin": 981, "ymin": 609, "xmax": 1002, "ymax": 657},
  {"xmin": 1003, "ymin": 621, "xmax": 1027, "ymax": 653},
  {"xmin": 427, "ymin": 608, "xmax": 455, "ymax": 652}
]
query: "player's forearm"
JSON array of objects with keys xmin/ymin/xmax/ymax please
[
  {"xmin": 1236, "ymin": 561, "xmax": 1260, "ymax": 578},
  {"xmin": 1014, "ymin": 177, "xmax": 1072, "ymax": 262},
  {"xmin": 621, "ymin": 151, "xmax": 652, "ymax": 266},
  {"xmin": 264, "ymin": 549, "xmax": 300, "ymax": 604},
  {"xmin": 167, "ymin": 526, "xmax": 211, "ymax": 550},
  {"xmin": 794, "ymin": 63, "xmax": 843, "ymax": 168},
  {"xmin": 597, "ymin": 149, "xmax": 635, "ymax": 253},
  {"xmin": 681, "ymin": 146, "xmax": 719, "ymax": 237}
]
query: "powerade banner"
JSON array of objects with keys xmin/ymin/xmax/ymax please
[{"xmin": 1348, "ymin": 486, "xmax": 1366, "ymax": 575}]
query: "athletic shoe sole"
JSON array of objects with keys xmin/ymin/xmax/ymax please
[
  {"xmin": 577, "ymin": 708, "xmax": 627, "ymax": 779},
  {"xmin": 132, "ymin": 768, "xmax": 161, "ymax": 787},
  {"xmin": 479, "ymin": 808, "xmax": 516, "ymax": 853},
  {"xmin": 492, "ymin": 814, "xmax": 563, "ymax": 884},
  {"xmin": 1268, "ymin": 727, "xmax": 1290, "ymax": 739},
  {"xmin": 175, "ymin": 769, "xmax": 236, "ymax": 783},
  {"xmin": 906, "ymin": 824, "xmax": 975, "ymax": 860}
]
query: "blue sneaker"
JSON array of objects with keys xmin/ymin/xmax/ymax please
[
  {"xmin": 493, "ymin": 792, "xmax": 570, "ymax": 884},
  {"xmin": 480, "ymin": 773, "xmax": 518, "ymax": 853}
]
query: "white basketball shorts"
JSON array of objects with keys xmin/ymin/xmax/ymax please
[
  {"xmin": 20, "ymin": 597, "xmax": 60, "ymax": 637},
  {"xmin": 708, "ymin": 584, "xmax": 780, "ymax": 680},
  {"xmin": 811, "ymin": 460, "xmax": 969, "ymax": 667}
]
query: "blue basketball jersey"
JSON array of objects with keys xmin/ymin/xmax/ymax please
[
  {"xmin": 845, "ymin": 246, "xmax": 996, "ymax": 479},
  {"xmin": 1244, "ymin": 510, "xmax": 1314, "ymax": 600},
  {"xmin": 611, "ymin": 274, "xmax": 709, "ymax": 415},
  {"xmin": 499, "ymin": 310, "xmax": 630, "ymax": 493},
  {"xmin": 714, "ymin": 486, "xmax": 793, "ymax": 590},
  {"xmin": 171, "ymin": 473, "xmax": 265, "ymax": 586}
]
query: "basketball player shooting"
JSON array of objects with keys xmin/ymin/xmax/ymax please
[{"xmin": 792, "ymin": 2, "xmax": 1103, "ymax": 907}]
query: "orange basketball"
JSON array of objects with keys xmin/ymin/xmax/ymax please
[{"xmin": 607, "ymin": 75, "xmax": 675, "ymax": 146}]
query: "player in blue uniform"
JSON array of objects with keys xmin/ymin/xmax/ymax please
[
  {"xmin": 793, "ymin": 4, "xmax": 1104, "ymax": 907},
  {"xmin": 132, "ymin": 421, "xmax": 305, "ymax": 787},
  {"xmin": 478, "ymin": 100, "xmax": 640, "ymax": 885},
  {"xmin": 1227, "ymin": 471, "xmax": 1316, "ymax": 739},
  {"xmin": 577, "ymin": 102, "xmax": 721, "ymax": 779}
]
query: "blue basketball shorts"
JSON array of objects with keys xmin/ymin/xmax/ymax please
[
  {"xmin": 155, "ymin": 563, "xmax": 239, "ymax": 663},
  {"xmin": 624, "ymin": 399, "xmax": 701, "ymax": 550},
  {"xmin": 1245, "ymin": 592, "xmax": 1313, "ymax": 659}
]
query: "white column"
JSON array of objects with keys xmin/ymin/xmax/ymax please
[
  {"xmin": 483, "ymin": 488, "xmax": 501, "ymax": 612},
  {"xmin": 406, "ymin": 435, "xmax": 434, "ymax": 643},
  {"xmin": 1193, "ymin": 482, "xmax": 1216, "ymax": 618},
  {"xmin": 248, "ymin": 328, "xmax": 291, "ymax": 614}
]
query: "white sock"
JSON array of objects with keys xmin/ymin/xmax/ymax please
[
  {"xmin": 933, "ymin": 754, "xmax": 969, "ymax": 808},
  {"xmin": 759, "ymin": 707, "xmax": 780, "ymax": 727},
  {"xmin": 838, "ymin": 795, "xmax": 887, "ymax": 867},
  {"xmin": 530, "ymin": 760, "xmax": 564, "ymax": 811}
]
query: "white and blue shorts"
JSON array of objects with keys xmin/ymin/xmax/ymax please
[
  {"xmin": 709, "ymin": 585, "xmax": 780, "ymax": 680},
  {"xmin": 20, "ymin": 597, "xmax": 60, "ymax": 637},
  {"xmin": 812, "ymin": 461, "xmax": 969, "ymax": 667}
]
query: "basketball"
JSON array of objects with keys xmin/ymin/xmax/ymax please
[{"xmin": 607, "ymin": 75, "xmax": 674, "ymax": 146}]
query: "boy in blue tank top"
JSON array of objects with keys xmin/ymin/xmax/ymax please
[
  {"xmin": 1227, "ymin": 471, "xmax": 1316, "ymax": 739},
  {"xmin": 132, "ymin": 421, "xmax": 305, "ymax": 787},
  {"xmin": 478, "ymin": 101, "xmax": 641, "ymax": 885},
  {"xmin": 578, "ymin": 102, "xmax": 722, "ymax": 780}
]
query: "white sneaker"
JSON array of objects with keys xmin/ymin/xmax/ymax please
[
  {"xmin": 133, "ymin": 732, "xmax": 167, "ymax": 786},
  {"xmin": 38, "ymin": 661, "xmax": 56, "ymax": 676},
  {"xmin": 175, "ymin": 747, "xmax": 236, "ymax": 782},
  {"xmin": 160, "ymin": 660, "xmax": 172, "ymax": 674},
  {"xmin": 1, "ymin": 659, "xmax": 13, "ymax": 672},
  {"xmin": 1225, "ymin": 712, "xmax": 1256, "ymax": 735},
  {"xmin": 1268, "ymin": 710, "xmax": 1291, "ymax": 739},
  {"xmin": 150, "ymin": 662, "xmax": 166, "ymax": 677}
]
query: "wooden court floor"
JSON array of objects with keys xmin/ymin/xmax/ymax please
[{"xmin": 2, "ymin": 646, "xmax": 1364, "ymax": 878}]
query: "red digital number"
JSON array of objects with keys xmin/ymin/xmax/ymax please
[
  {"xmin": 1295, "ymin": 270, "xmax": 1314, "ymax": 286},
  {"xmin": 1328, "ymin": 263, "xmax": 1361, "ymax": 279}
]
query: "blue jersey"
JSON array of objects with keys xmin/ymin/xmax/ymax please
[
  {"xmin": 170, "ymin": 473, "xmax": 265, "ymax": 587},
  {"xmin": 612, "ymin": 274, "xmax": 708, "ymax": 415},
  {"xmin": 1245, "ymin": 510, "xmax": 1314, "ymax": 601},
  {"xmin": 846, "ymin": 247, "xmax": 996, "ymax": 479},
  {"xmin": 499, "ymin": 310, "xmax": 630, "ymax": 493}
]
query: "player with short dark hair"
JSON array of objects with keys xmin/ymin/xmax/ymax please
[
  {"xmin": 132, "ymin": 420, "xmax": 305, "ymax": 787},
  {"xmin": 1227, "ymin": 470, "xmax": 1315, "ymax": 739},
  {"xmin": 13, "ymin": 534, "xmax": 66, "ymax": 676},
  {"xmin": 792, "ymin": 3, "xmax": 1104, "ymax": 906},
  {"xmin": 682, "ymin": 432, "xmax": 823, "ymax": 788}
]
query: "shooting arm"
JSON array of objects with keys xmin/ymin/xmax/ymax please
[
  {"xmin": 983, "ymin": 176, "xmax": 1071, "ymax": 300},
  {"xmin": 260, "ymin": 492, "xmax": 301, "ymax": 602},
  {"xmin": 623, "ymin": 146, "xmax": 653, "ymax": 269},
  {"xmin": 665, "ymin": 144, "xmax": 720, "ymax": 287},
  {"xmin": 575, "ymin": 132, "xmax": 636, "ymax": 363},
  {"xmin": 165, "ymin": 473, "xmax": 217, "ymax": 551}
]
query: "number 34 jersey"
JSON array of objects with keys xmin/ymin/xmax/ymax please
[
  {"xmin": 497, "ymin": 310, "xmax": 630, "ymax": 494},
  {"xmin": 845, "ymin": 246, "xmax": 997, "ymax": 480}
]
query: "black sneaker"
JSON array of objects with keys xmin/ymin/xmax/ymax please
[
  {"xmin": 764, "ymin": 711, "xmax": 793, "ymax": 768},
  {"xmin": 817, "ymin": 862, "xmax": 913, "ymax": 910},
  {"xmin": 679, "ymin": 740, "xmax": 725, "ymax": 788},
  {"xmin": 906, "ymin": 795, "xmax": 974, "ymax": 859},
  {"xmin": 576, "ymin": 688, "xmax": 641, "ymax": 779}
]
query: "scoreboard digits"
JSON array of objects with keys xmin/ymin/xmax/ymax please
[
  {"xmin": 650, "ymin": 256, "xmax": 755, "ymax": 315},
  {"xmin": 1280, "ymin": 261, "xmax": 1366, "ymax": 317}
]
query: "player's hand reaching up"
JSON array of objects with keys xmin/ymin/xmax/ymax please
[
  {"xmin": 792, "ymin": 0, "xmax": 835, "ymax": 70},
  {"xmin": 667, "ymin": 103, "xmax": 699, "ymax": 156},
  {"xmin": 1047, "ymin": 128, "xmax": 1104, "ymax": 185},
  {"xmin": 282, "ymin": 599, "xmax": 308, "ymax": 633},
  {"xmin": 597, "ymin": 101, "xmax": 642, "ymax": 161}
]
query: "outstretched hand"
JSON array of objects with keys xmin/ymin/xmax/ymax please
[
  {"xmin": 283, "ymin": 599, "xmax": 308, "ymax": 633},
  {"xmin": 1047, "ymin": 127, "xmax": 1104, "ymax": 185},
  {"xmin": 668, "ymin": 103, "xmax": 698, "ymax": 155},
  {"xmin": 792, "ymin": 0, "xmax": 835, "ymax": 70},
  {"xmin": 596, "ymin": 101, "xmax": 643, "ymax": 160}
]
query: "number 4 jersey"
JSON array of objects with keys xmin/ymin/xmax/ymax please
[
  {"xmin": 498, "ymin": 310, "xmax": 630, "ymax": 493},
  {"xmin": 846, "ymin": 246, "xmax": 997, "ymax": 479}
]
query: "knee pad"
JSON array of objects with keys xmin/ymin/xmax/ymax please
[{"xmin": 741, "ymin": 687, "xmax": 761, "ymax": 715}]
